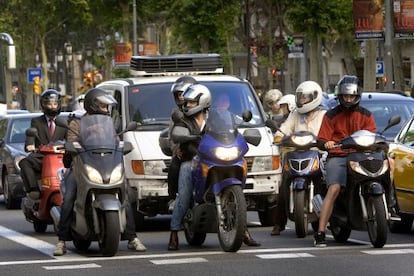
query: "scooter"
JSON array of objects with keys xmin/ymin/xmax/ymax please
[
  {"xmin": 167, "ymin": 109, "xmax": 261, "ymax": 252},
  {"xmin": 313, "ymin": 115, "xmax": 401, "ymax": 248},
  {"xmin": 21, "ymin": 129, "xmax": 64, "ymax": 233},
  {"xmin": 281, "ymin": 130, "xmax": 324, "ymax": 238},
  {"xmin": 52, "ymin": 114, "xmax": 136, "ymax": 256}
]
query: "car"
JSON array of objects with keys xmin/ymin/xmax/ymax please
[
  {"xmin": 388, "ymin": 114, "xmax": 414, "ymax": 232},
  {"xmin": 322, "ymin": 92, "xmax": 414, "ymax": 140},
  {"xmin": 0, "ymin": 112, "xmax": 70, "ymax": 209}
]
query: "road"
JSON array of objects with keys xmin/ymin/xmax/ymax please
[{"xmin": 1, "ymin": 196, "xmax": 414, "ymax": 276}]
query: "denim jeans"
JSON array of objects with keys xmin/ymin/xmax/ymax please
[
  {"xmin": 57, "ymin": 169, "xmax": 77, "ymax": 241},
  {"xmin": 170, "ymin": 161, "xmax": 193, "ymax": 231}
]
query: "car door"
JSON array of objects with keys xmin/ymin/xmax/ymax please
[{"xmin": 391, "ymin": 116, "xmax": 414, "ymax": 214}]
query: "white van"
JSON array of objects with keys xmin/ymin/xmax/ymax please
[{"xmin": 97, "ymin": 54, "xmax": 281, "ymax": 227}]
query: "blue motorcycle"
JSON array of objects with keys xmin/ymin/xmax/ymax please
[{"xmin": 166, "ymin": 108, "xmax": 261, "ymax": 252}]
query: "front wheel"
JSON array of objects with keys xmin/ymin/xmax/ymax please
[
  {"xmin": 294, "ymin": 190, "xmax": 308, "ymax": 238},
  {"xmin": 98, "ymin": 211, "xmax": 121, "ymax": 256},
  {"xmin": 366, "ymin": 196, "xmax": 388, "ymax": 248},
  {"xmin": 218, "ymin": 185, "xmax": 246, "ymax": 252}
]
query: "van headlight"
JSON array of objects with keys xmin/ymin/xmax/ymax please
[
  {"xmin": 110, "ymin": 163, "xmax": 123, "ymax": 183},
  {"xmin": 251, "ymin": 156, "xmax": 273, "ymax": 171},
  {"xmin": 213, "ymin": 146, "xmax": 241, "ymax": 161},
  {"xmin": 84, "ymin": 164, "xmax": 103, "ymax": 183}
]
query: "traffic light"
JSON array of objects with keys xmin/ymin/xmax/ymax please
[
  {"xmin": 33, "ymin": 76, "xmax": 41, "ymax": 94},
  {"xmin": 84, "ymin": 72, "xmax": 94, "ymax": 89}
]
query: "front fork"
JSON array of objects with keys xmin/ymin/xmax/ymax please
[
  {"xmin": 215, "ymin": 194, "xmax": 224, "ymax": 228},
  {"xmin": 358, "ymin": 185, "xmax": 389, "ymax": 221},
  {"xmin": 289, "ymin": 180, "xmax": 314, "ymax": 214}
]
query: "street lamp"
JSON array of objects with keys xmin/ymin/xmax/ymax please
[
  {"xmin": 65, "ymin": 42, "xmax": 73, "ymax": 98},
  {"xmin": 56, "ymin": 51, "xmax": 63, "ymax": 91}
]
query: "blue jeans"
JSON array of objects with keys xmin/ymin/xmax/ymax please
[{"xmin": 170, "ymin": 161, "xmax": 193, "ymax": 231}]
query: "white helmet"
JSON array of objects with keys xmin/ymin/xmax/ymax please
[
  {"xmin": 278, "ymin": 94, "xmax": 296, "ymax": 112},
  {"xmin": 182, "ymin": 84, "xmax": 211, "ymax": 116},
  {"xmin": 295, "ymin": 81, "xmax": 322, "ymax": 114},
  {"xmin": 264, "ymin": 89, "xmax": 283, "ymax": 107}
]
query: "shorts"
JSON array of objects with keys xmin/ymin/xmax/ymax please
[{"xmin": 325, "ymin": 157, "xmax": 347, "ymax": 187}]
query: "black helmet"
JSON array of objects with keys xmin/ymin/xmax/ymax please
[
  {"xmin": 40, "ymin": 89, "xmax": 61, "ymax": 117},
  {"xmin": 336, "ymin": 75, "xmax": 361, "ymax": 109},
  {"xmin": 84, "ymin": 88, "xmax": 117, "ymax": 115},
  {"xmin": 170, "ymin": 76, "xmax": 197, "ymax": 107}
]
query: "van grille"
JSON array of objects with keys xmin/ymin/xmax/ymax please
[{"xmin": 163, "ymin": 157, "xmax": 253, "ymax": 173}]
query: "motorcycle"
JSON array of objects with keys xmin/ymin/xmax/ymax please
[
  {"xmin": 21, "ymin": 129, "xmax": 65, "ymax": 233},
  {"xmin": 281, "ymin": 130, "xmax": 324, "ymax": 238},
  {"xmin": 53, "ymin": 114, "xmax": 136, "ymax": 256},
  {"xmin": 313, "ymin": 115, "xmax": 401, "ymax": 248},
  {"xmin": 165, "ymin": 109, "xmax": 261, "ymax": 252}
]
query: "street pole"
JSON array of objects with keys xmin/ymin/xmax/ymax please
[
  {"xmin": 133, "ymin": 0, "xmax": 138, "ymax": 55},
  {"xmin": 384, "ymin": 0, "xmax": 394, "ymax": 91}
]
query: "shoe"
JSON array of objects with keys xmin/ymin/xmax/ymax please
[
  {"xmin": 270, "ymin": 224, "xmax": 285, "ymax": 236},
  {"xmin": 53, "ymin": 240, "xmax": 67, "ymax": 256},
  {"xmin": 168, "ymin": 199, "xmax": 175, "ymax": 212},
  {"xmin": 243, "ymin": 231, "xmax": 261, "ymax": 246},
  {"xmin": 314, "ymin": 231, "xmax": 327, "ymax": 248},
  {"xmin": 168, "ymin": 231, "xmax": 179, "ymax": 250},
  {"xmin": 28, "ymin": 191, "xmax": 40, "ymax": 200},
  {"xmin": 127, "ymin": 237, "xmax": 147, "ymax": 252}
]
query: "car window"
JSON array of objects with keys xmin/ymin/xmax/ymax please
[
  {"xmin": 10, "ymin": 118, "xmax": 31, "ymax": 143},
  {"xmin": 400, "ymin": 119, "xmax": 414, "ymax": 145}
]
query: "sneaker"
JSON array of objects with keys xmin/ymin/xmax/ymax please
[
  {"xmin": 127, "ymin": 237, "xmax": 147, "ymax": 252},
  {"xmin": 314, "ymin": 231, "xmax": 327, "ymax": 248},
  {"xmin": 53, "ymin": 240, "xmax": 67, "ymax": 256},
  {"xmin": 168, "ymin": 199, "xmax": 175, "ymax": 212}
]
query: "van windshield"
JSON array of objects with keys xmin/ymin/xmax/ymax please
[{"xmin": 126, "ymin": 81, "xmax": 264, "ymax": 129}]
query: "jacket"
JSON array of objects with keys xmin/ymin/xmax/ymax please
[
  {"xmin": 172, "ymin": 115, "xmax": 205, "ymax": 162},
  {"xmin": 276, "ymin": 107, "xmax": 327, "ymax": 137}
]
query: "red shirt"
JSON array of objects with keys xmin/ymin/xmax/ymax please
[{"xmin": 318, "ymin": 105, "xmax": 376, "ymax": 156}]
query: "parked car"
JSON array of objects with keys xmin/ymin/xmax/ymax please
[
  {"xmin": 0, "ymin": 112, "xmax": 70, "ymax": 209},
  {"xmin": 322, "ymin": 92, "xmax": 414, "ymax": 139},
  {"xmin": 388, "ymin": 114, "xmax": 414, "ymax": 232}
]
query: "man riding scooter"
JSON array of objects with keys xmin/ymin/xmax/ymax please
[{"xmin": 20, "ymin": 89, "xmax": 67, "ymax": 201}]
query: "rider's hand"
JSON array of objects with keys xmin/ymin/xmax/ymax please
[
  {"xmin": 324, "ymin": 141, "xmax": 336, "ymax": 150},
  {"xmin": 274, "ymin": 135, "xmax": 282, "ymax": 144},
  {"xmin": 26, "ymin": 145, "xmax": 35, "ymax": 152}
]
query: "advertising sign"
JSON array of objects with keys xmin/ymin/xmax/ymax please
[{"xmin": 353, "ymin": 0, "xmax": 385, "ymax": 40}]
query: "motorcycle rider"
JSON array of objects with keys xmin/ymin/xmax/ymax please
[
  {"xmin": 315, "ymin": 75, "xmax": 376, "ymax": 247},
  {"xmin": 20, "ymin": 89, "xmax": 67, "ymax": 200},
  {"xmin": 264, "ymin": 88, "xmax": 283, "ymax": 119},
  {"xmin": 271, "ymin": 81, "xmax": 327, "ymax": 236},
  {"xmin": 167, "ymin": 76, "xmax": 197, "ymax": 212},
  {"xmin": 53, "ymin": 88, "xmax": 146, "ymax": 256}
]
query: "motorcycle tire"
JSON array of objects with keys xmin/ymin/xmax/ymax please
[
  {"xmin": 366, "ymin": 196, "xmax": 388, "ymax": 248},
  {"xmin": 330, "ymin": 224, "xmax": 351, "ymax": 243},
  {"xmin": 33, "ymin": 221, "xmax": 48, "ymax": 233},
  {"xmin": 98, "ymin": 211, "xmax": 121, "ymax": 256},
  {"xmin": 218, "ymin": 185, "xmax": 246, "ymax": 252},
  {"xmin": 389, "ymin": 216, "xmax": 413, "ymax": 233},
  {"xmin": 184, "ymin": 211, "xmax": 207, "ymax": 246},
  {"xmin": 294, "ymin": 190, "xmax": 308, "ymax": 238},
  {"xmin": 73, "ymin": 239, "xmax": 92, "ymax": 252}
]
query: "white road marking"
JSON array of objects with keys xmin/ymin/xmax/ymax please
[
  {"xmin": 257, "ymin": 253, "xmax": 314, "ymax": 259},
  {"xmin": 362, "ymin": 249, "xmax": 414, "ymax": 255},
  {"xmin": 151, "ymin": 257, "xmax": 208, "ymax": 265},
  {"xmin": 43, "ymin": 263, "xmax": 101, "ymax": 270}
]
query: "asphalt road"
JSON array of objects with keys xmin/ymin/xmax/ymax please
[{"xmin": 1, "ymin": 196, "xmax": 414, "ymax": 276}]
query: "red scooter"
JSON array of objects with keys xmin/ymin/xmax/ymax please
[{"xmin": 21, "ymin": 128, "xmax": 64, "ymax": 233}]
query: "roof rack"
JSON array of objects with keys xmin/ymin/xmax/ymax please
[{"xmin": 129, "ymin": 53, "xmax": 223, "ymax": 76}]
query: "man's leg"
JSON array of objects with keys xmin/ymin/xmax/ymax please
[
  {"xmin": 124, "ymin": 185, "xmax": 146, "ymax": 252},
  {"xmin": 19, "ymin": 155, "xmax": 42, "ymax": 197},
  {"xmin": 167, "ymin": 156, "xmax": 181, "ymax": 212}
]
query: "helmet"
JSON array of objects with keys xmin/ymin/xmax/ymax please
[
  {"xmin": 84, "ymin": 88, "xmax": 117, "ymax": 115},
  {"xmin": 40, "ymin": 89, "xmax": 61, "ymax": 117},
  {"xmin": 170, "ymin": 76, "xmax": 197, "ymax": 107},
  {"xmin": 278, "ymin": 94, "xmax": 296, "ymax": 112},
  {"xmin": 182, "ymin": 84, "xmax": 211, "ymax": 116},
  {"xmin": 264, "ymin": 89, "xmax": 283, "ymax": 108},
  {"xmin": 295, "ymin": 81, "xmax": 323, "ymax": 114},
  {"xmin": 336, "ymin": 75, "xmax": 361, "ymax": 109}
]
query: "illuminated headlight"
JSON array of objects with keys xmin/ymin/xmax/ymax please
[
  {"xmin": 110, "ymin": 163, "xmax": 123, "ymax": 184},
  {"xmin": 14, "ymin": 155, "xmax": 26, "ymax": 170},
  {"xmin": 213, "ymin": 146, "xmax": 241, "ymax": 161},
  {"xmin": 353, "ymin": 135, "xmax": 375, "ymax": 147},
  {"xmin": 291, "ymin": 134, "xmax": 314, "ymax": 146},
  {"xmin": 349, "ymin": 160, "xmax": 389, "ymax": 177},
  {"xmin": 84, "ymin": 164, "xmax": 103, "ymax": 183},
  {"xmin": 251, "ymin": 156, "xmax": 273, "ymax": 172},
  {"xmin": 143, "ymin": 160, "xmax": 166, "ymax": 175}
]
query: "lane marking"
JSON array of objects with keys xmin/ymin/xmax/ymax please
[
  {"xmin": 151, "ymin": 257, "xmax": 208, "ymax": 265},
  {"xmin": 362, "ymin": 249, "xmax": 414, "ymax": 255},
  {"xmin": 257, "ymin": 253, "xmax": 314, "ymax": 259},
  {"xmin": 43, "ymin": 263, "xmax": 101, "ymax": 270}
]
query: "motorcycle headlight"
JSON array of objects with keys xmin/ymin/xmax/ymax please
[
  {"xmin": 213, "ymin": 146, "xmax": 241, "ymax": 161},
  {"xmin": 110, "ymin": 163, "xmax": 123, "ymax": 184},
  {"xmin": 290, "ymin": 134, "xmax": 314, "ymax": 146},
  {"xmin": 84, "ymin": 164, "xmax": 103, "ymax": 183},
  {"xmin": 353, "ymin": 135, "xmax": 375, "ymax": 147}
]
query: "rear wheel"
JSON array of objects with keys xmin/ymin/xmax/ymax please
[
  {"xmin": 33, "ymin": 221, "xmax": 48, "ymax": 233},
  {"xmin": 294, "ymin": 190, "xmax": 308, "ymax": 238},
  {"xmin": 73, "ymin": 239, "xmax": 92, "ymax": 252},
  {"xmin": 330, "ymin": 224, "xmax": 351, "ymax": 243},
  {"xmin": 3, "ymin": 174, "xmax": 19, "ymax": 209},
  {"xmin": 258, "ymin": 206, "xmax": 276, "ymax": 227},
  {"xmin": 389, "ymin": 216, "xmax": 413, "ymax": 233},
  {"xmin": 366, "ymin": 196, "xmax": 388, "ymax": 248},
  {"xmin": 218, "ymin": 185, "xmax": 246, "ymax": 252},
  {"xmin": 98, "ymin": 211, "xmax": 120, "ymax": 256},
  {"xmin": 184, "ymin": 211, "xmax": 207, "ymax": 246}
]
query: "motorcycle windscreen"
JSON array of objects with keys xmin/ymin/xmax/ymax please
[
  {"xmin": 79, "ymin": 114, "xmax": 117, "ymax": 149},
  {"xmin": 206, "ymin": 108, "xmax": 238, "ymax": 144}
]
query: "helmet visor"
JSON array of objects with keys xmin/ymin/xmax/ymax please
[
  {"xmin": 339, "ymin": 83, "xmax": 359, "ymax": 95},
  {"xmin": 296, "ymin": 92, "xmax": 314, "ymax": 107}
]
